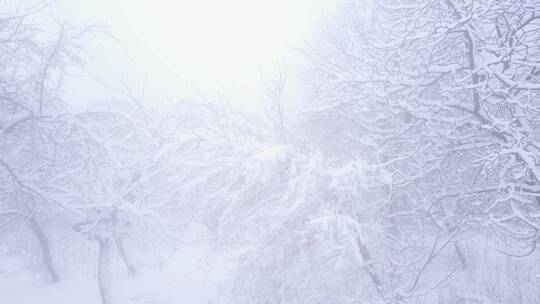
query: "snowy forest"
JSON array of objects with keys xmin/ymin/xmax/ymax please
[{"xmin": 1, "ymin": 0, "xmax": 540, "ymax": 303}]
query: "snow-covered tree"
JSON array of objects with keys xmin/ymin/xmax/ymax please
[
  {"xmin": 0, "ymin": 0, "xmax": 93, "ymax": 283},
  {"xmin": 296, "ymin": 0, "xmax": 540, "ymax": 302}
]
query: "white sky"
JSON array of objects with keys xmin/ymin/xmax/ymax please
[{"xmin": 53, "ymin": 0, "xmax": 344, "ymax": 112}]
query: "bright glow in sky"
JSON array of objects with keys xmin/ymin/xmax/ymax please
[
  {"xmin": 56, "ymin": 0, "xmax": 343, "ymax": 109},
  {"xmin": 112, "ymin": 0, "xmax": 314, "ymax": 83}
]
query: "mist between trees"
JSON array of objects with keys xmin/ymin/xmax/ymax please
[{"xmin": 1, "ymin": 1, "xmax": 540, "ymax": 304}]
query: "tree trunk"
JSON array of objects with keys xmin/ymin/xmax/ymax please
[
  {"xmin": 453, "ymin": 241, "xmax": 467, "ymax": 269},
  {"xmin": 355, "ymin": 236, "xmax": 382, "ymax": 295},
  {"xmin": 114, "ymin": 235, "xmax": 136, "ymax": 275},
  {"xmin": 97, "ymin": 236, "xmax": 113, "ymax": 304},
  {"xmin": 26, "ymin": 216, "xmax": 59, "ymax": 283}
]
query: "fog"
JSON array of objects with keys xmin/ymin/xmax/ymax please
[
  {"xmin": 1, "ymin": 1, "xmax": 540, "ymax": 304},
  {"xmin": 53, "ymin": 0, "xmax": 343, "ymax": 112}
]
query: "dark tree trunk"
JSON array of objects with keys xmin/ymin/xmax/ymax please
[
  {"xmin": 454, "ymin": 242, "xmax": 467, "ymax": 269},
  {"xmin": 114, "ymin": 235, "xmax": 136, "ymax": 275},
  {"xmin": 97, "ymin": 236, "xmax": 113, "ymax": 304},
  {"xmin": 356, "ymin": 236, "xmax": 382, "ymax": 295},
  {"xmin": 26, "ymin": 216, "xmax": 59, "ymax": 283}
]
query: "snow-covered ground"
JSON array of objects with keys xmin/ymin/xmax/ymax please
[{"xmin": 0, "ymin": 242, "xmax": 234, "ymax": 304}]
